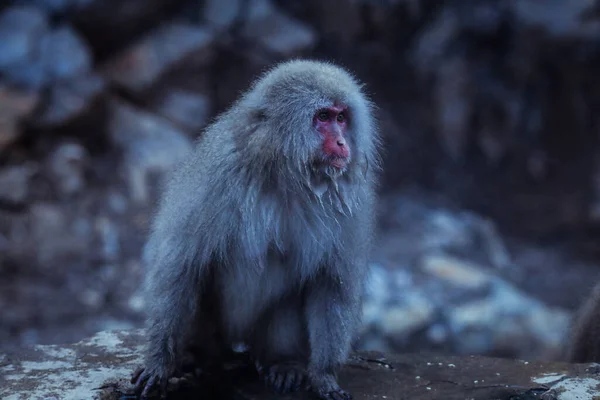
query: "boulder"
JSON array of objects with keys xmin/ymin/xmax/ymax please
[{"xmin": 102, "ymin": 23, "xmax": 215, "ymax": 92}]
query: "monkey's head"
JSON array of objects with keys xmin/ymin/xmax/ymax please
[{"xmin": 238, "ymin": 59, "xmax": 378, "ymax": 184}]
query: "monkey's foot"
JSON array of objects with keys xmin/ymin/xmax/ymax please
[
  {"xmin": 260, "ymin": 361, "xmax": 306, "ymax": 394},
  {"xmin": 309, "ymin": 373, "xmax": 353, "ymax": 400},
  {"xmin": 316, "ymin": 388, "xmax": 352, "ymax": 400},
  {"xmin": 131, "ymin": 367, "xmax": 168, "ymax": 399}
]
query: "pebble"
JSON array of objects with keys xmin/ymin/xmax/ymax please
[
  {"xmin": 0, "ymin": 6, "xmax": 48, "ymax": 69},
  {"xmin": 40, "ymin": 26, "xmax": 92, "ymax": 81}
]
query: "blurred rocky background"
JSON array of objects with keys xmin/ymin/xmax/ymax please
[{"xmin": 1, "ymin": 0, "xmax": 600, "ymax": 363}]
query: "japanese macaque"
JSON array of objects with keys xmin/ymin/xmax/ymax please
[
  {"xmin": 131, "ymin": 59, "xmax": 381, "ymax": 400},
  {"xmin": 567, "ymin": 281, "xmax": 600, "ymax": 363}
]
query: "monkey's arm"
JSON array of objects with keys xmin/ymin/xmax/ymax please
[
  {"xmin": 132, "ymin": 231, "xmax": 210, "ymax": 397},
  {"xmin": 132, "ymin": 170, "xmax": 223, "ymax": 398},
  {"xmin": 304, "ymin": 263, "xmax": 365, "ymax": 400}
]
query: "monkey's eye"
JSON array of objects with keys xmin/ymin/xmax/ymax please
[
  {"xmin": 337, "ymin": 112, "xmax": 346, "ymax": 123},
  {"xmin": 317, "ymin": 111, "xmax": 329, "ymax": 121}
]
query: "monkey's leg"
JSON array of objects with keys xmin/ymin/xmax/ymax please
[
  {"xmin": 251, "ymin": 299, "xmax": 309, "ymax": 394},
  {"xmin": 181, "ymin": 311, "xmax": 230, "ymax": 372},
  {"xmin": 132, "ymin": 268, "xmax": 202, "ymax": 399},
  {"xmin": 304, "ymin": 277, "xmax": 360, "ymax": 400}
]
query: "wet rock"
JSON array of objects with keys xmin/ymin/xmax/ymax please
[
  {"xmin": 448, "ymin": 279, "xmax": 570, "ymax": 355},
  {"xmin": 0, "ymin": 6, "xmax": 48, "ymax": 69},
  {"xmin": 361, "ymin": 195, "xmax": 568, "ymax": 358},
  {"xmin": 203, "ymin": 0, "xmax": 243, "ymax": 29},
  {"xmin": 456, "ymin": 0, "xmax": 507, "ymax": 33},
  {"xmin": 2, "ymin": 59, "xmax": 48, "ymax": 90},
  {"xmin": 15, "ymin": 0, "xmax": 92, "ymax": 15},
  {"xmin": 152, "ymin": 88, "xmax": 211, "ymax": 130},
  {"xmin": 107, "ymin": 191, "xmax": 128, "ymax": 214},
  {"xmin": 364, "ymin": 263, "xmax": 393, "ymax": 304},
  {"xmin": 2, "ymin": 328, "xmax": 599, "ymax": 400},
  {"xmin": 381, "ymin": 195, "xmax": 512, "ymax": 270},
  {"xmin": 127, "ymin": 293, "xmax": 145, "ymax": 313},
  {"xmin": 247, "ymin": 0, "xmax": 275, "ymax": 20},
  {"xmin": 0, "ymin": 165, "xmax": 37, "ymax": 205},
  {"xmin": 242, "ymin": 5, "xmax": 317, "ymax": 55},
  {"xmin": 360, "ymin": 252, "xmax": 569, "ymax": 358},
  {"xmin": 423, "ymin": 210, "xmax": 512, "ymax": 270},
  {"xmin": 435, "ymin": 56, "xmax": 471, "ymax": 161},
  {"xmin": 362, "ymin": 263, "xmax": 393, "ymax": 330},
  {"xmin": 305, "ymin": 0, "xmax": 363, "ymax": 45},
  {"xmin": 47, "ymin": 142, "xmax": 88, "ymax": 196},
  {"xmin": 511, "ymin": 0, "xmax": 600, "ymax": 38},
  {"xmin": 421, "ymin": 254, "xmax": 492, "ymax": 290},
  {"xmin": 410, "ymin": 6, "xmax": 460, "ymax": 74},
  {"xmin": 96, "ymin": 217, "xmax": 120, "ymax": 262},
  {"xmin": 103, "ymin": 23, "xmax": 215, "ymax": 92},
  {"xmin": 0, "ymin": 86, "xmax": 39, "ymax": 151},
  {"xmin": 380, "ymin": 294, "xmax": 436, "ymax": 337},
  {"xmin": 108, "ymin": 99, "xmax": 193, "ymax": 203},
  {"xmin": 79, "ymin": 288, "xmax": 102, "ymax": 309},
  {"xmin": 70, "ymin": 0, "xmax": 183, "ymax": 59},
  {"xmin": 3, "ymin": 24, "xmax": 92, "ymax": 89},
  {"xmin": 34, "ymin": 73, "xmax": 105, "ymax": 127},
  {"xmin": 40, "ymin": 26, "xmax": 93, "ymax": 81},
  {"xmin": 28, "ymin": 203, "xmax": 92, "ymax": 267}
]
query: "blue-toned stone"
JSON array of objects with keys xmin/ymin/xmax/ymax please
[
  {"xmin": 0, "ymin": 6, "xmax": 48, "ymax": 69},
  {"xmin": 40, "ymin": 26, "xmax": 92, "ymax": 81}
]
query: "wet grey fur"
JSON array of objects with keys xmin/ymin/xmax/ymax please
[{"xmin": 135, "ymin": 59, "xmax": 381, "ymax": 399}]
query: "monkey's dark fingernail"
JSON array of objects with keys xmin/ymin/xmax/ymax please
[
  {"xmin": 266, "ymin": 372, "xmax": 275, "ymax": 387},
  {"xmin": 293, "ymin": 374, "xmax": 302, "ymax": 391},
  {"xmin": 274, "ymin": 373, "xmax": 285, "ymax": 393},
  {"xmin": 284, "ymin": 372, "xmax": 297, "ymax": 393},
  {"xmin": 131, "ymin": 368, "xmax": 143, "ymax": 384},
  {"xmin": 141, "ymin": 376, "xmax": 157, "ymax": 399},
  {"xmin": 331, "ymin": 390, "xmax": 352, "ymax": 400},
  {"xmin": 291, "ymin": 373, "xmax": 299, "ymax": 391},
  {"xmin": 133, "ymin": 373, "xmax": 148, "ymax": 393}
]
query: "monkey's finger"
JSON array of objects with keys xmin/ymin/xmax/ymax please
[
  {"xmin": 133, "ymin": 372, "xmax": 150, "ymax": 393},
  {"xmin": 140, "ymin": 375, "xmax": 157, "ymax": 399},
  {"xmin": 267, "ymin": 370, "xmax": 278, "ymax": 385},
  {"xmin": 131, "ymin": 367, "xmax": 145, "ymax": 384},
  {"xmin": 329, "ymin": 390, "xmax": 352, "ymax": 400},
  {"xmin": 254, "ymin": 359, "xmax": 265, "ymax": 374},
  {"xmin": 294, "ymin": 370, "xmax": 305, "ymax": 391},
  {"xmin": 282, "ymin": 370, "xmax": 297, "ymax": 393},
  {"xmin": 273, "ymin": 372, "xmax": 285, "ymax": 393}
]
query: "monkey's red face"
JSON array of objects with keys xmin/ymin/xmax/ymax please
[{"xmin": 313, "ymin": 103, "xmax": 351, "ymax": 170}]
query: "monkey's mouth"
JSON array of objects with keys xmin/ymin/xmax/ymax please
[
  {"xmin": 329, "ymin": 158, "xmax": 348, "ymax": 169},
  {"xmin": 312, "ymin": 156, "xmax": 350, "ymax": 178}
]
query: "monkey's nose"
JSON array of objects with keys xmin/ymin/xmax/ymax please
[{"xmin": 337, "ymin": 138, "xmax": 346, "ymax": 147}]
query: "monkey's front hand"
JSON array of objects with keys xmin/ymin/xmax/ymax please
[
  {"xmin": 131, "ymin": 365, "xmax": 170, "ymax": 399},
  {"xmin": 259, "ymin": 361, "xmax": 306, "ymax": 394},
  {"xmin": 309, "ymin": 373, "xmax": 353, "ymax": 400}
]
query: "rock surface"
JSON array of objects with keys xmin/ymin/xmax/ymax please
[
  {"xmin": 1, "ymin": 329, "xmax": 598, "ymax": 400},
  {"xmin": 102, "ymin": 22, "xmax": 214, "ymax": 92},
  {"xmin": 107, "ymin": 99, "xmax": 193, "ymax": 203},
  {"xmin": 358, "ymin": 195, "xmax": 571, "ymax": 360},
  {"xmin": 0, "ymin": 85, "xmax": 38, "ymax": 151}
]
